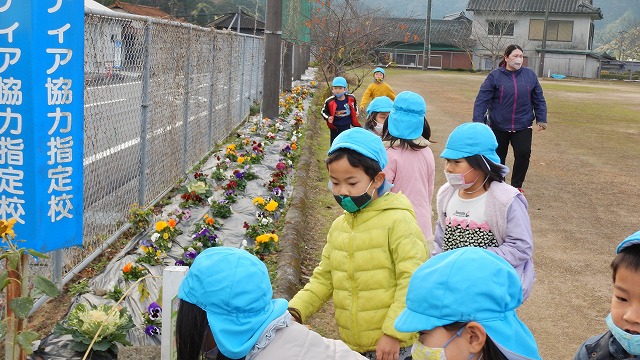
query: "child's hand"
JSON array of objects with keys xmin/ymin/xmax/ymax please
[
  {"xmin": 375, "ymin": 334, "xmax": 400, "ymax": 360},
  {"xmin": 328, "ymin": 116, "xmax": 334, "ymax": 123}
]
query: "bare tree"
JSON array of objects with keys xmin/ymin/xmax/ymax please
[{"xmin": 303, "ymin": 0, "xmax": 413, "ymax": 91}]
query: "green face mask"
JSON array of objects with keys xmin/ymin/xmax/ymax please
[{"xmin": 333, "ymin": 180, "xmax": 374, "ymax": 213}]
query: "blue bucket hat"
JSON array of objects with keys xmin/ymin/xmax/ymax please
[
  {"xmin": 367, "ymin": 96, "xmax": 394, "ymax": 115},
  {"xmin": 178, "ymin": 247, "xmax": 288, "ymax": 359},
  {"xmin": 332, "ymin": 76, "xmax": 347, "ymax": 87},
  {"xmin": 441, "ymin": 122, "xmax": 501, "ymax": 164},
  {"xmin": 395, "ymin": 247, "xmax": 541, "ymax": 360},
  {"xmin": 387, "ymin": 91, "xmax": 426, "ymax": 140},
  {"xmin": 328, "ymin": 127, "xmax": 388, "ymax": 170},
  {"xmin": 617, "ymin": 230, "xmax": 640, "ymax": 253},
  {"xmin": 374, "ymin": 67, "xmax": 385, "ymax": 76}
]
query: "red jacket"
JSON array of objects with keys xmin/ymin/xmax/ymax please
[{"xmin": 321, "ymin": 94, "xmax": 360, "ymax": 129}]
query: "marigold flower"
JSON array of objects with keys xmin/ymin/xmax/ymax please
[
  {"xmin": 269, "ymin": 234, "xmax": 279, "ymax": 242},
  {"xmin": 291, "ymin": 143, "xmax": 297, "ymax": 150},
  {"xmin": 167, "ymin": 218, "xmax": 177, "ymax": 228},
  {"xmin": 123, "ymin": 263, "xmax": 133, "ymax": 273},
  {"xmin": 206, "ymin": 217, "xmax": 215, "ymax": 225},
  {"xmin": 256, "ymin": 234, "xmax": 269, "ymax": 244}
]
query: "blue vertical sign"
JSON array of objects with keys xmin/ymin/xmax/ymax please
[{"xmin": 0, "ymin": 0, "xmax": 84, "ymax": 252}]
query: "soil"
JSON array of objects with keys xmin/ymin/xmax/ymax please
[{"xmin": 298, "ymin": 69, "xmax": 640, "ymax": 359}]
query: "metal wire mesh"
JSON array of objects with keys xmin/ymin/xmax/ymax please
[{"xmin": 1, "ymin": 10, "xmax": 265, "ymax": 314}]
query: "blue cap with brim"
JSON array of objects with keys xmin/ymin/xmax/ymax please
[
  {"xmin": 617, "ymin": 230, "xmax": 640, "ymax": 253},
  {"xmin": 178, "ymin": 247, "xmax": 288, "ymax": 359},
  {"xmin": 367, "ymin": 96, "xmax": 394, "ymax": 114},
  {"xmin": 440, "ymin": 122, "xmax": 501, "ymax": 164},
  {"xmin": 329, "ymin": 127, "xmax": 388, "ymax": 170},
  {"xmin": 387, "ymin": 91, "xmax": 426, "ymax": 140},
  {"xmin": 394, "ymin": 247, "xmax": 541, "ymax": 360}
]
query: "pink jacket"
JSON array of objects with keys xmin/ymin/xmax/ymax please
[{"xmin": 383, "ymin": 138, "xmax": 436, "ymax": 243}]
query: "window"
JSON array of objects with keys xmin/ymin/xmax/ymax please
[
  {"xmin": 529, "ymin": 19, "xmax": 573, "ymax": 42},
  {"xmin": 487, "ymin": 21, "xmax": 514, "ymax": 36}
]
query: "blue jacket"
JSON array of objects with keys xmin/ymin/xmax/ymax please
[
  {"xmin": 472, "ymin": 66, "xmax": 547, "ymax": 132},
  {"xmin": 574, "ymin": 331, "xmax": 639, "ymax": 360}
]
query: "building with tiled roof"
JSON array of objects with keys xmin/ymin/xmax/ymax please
[{"xmin": 466, "ymin": 0, "xmax": 604, "ymax": 77}]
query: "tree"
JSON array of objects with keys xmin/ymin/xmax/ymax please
[{"xmin": 303, "ymin": 0, "xmax": 413, "ymax": 90}]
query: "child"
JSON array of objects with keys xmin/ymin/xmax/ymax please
[
  {"xmin": 395, "ymin": 247, "xmax": 542, "ymax": 360},
  {"xmin": 176, "ymin": 247, "xmax": 367, "ymax": 360},
  {"xmin": 289, "ymin": 127, "xmax": 428, "ymax": 360},
  {"xmin": 381, "ymin": 91, "xmax": 435, "ymax": 244},
  {"xmin": 363, "ymin": 96, "xmax": 393, "ymax": 137},
  {"xmin": 574, "ymin": 230, "xmax": 640, "ymax": 360},
  {"xmin": 434, "ymin": 122, "xmax": 535, "ymax": 300},
  {"xmin": 360, "ymin": 67, "xmax": 396, "ymax": 111},
  {"xmin": 322, "ymin": 76, "xmax": 360, "ymax": 145}
]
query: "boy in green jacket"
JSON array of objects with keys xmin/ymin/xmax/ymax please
[{"xmin": 289, "ymin": 127, "xmax": 428, "ymax": 360}]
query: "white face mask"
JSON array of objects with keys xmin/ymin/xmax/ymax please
[
  {"xmin": 411, "ymin": 327, "xmax": 478, "ymax": 360},
  {"xmin": 606, "ymin": 313, "xmax": 640, "ymax": 355},
  {"xmin": 374, "ymin": 122, "xmax": 384, "ymax": 131},
  {"xmin": 507, "ymin": 59, "xmax": 522, "ymax": 70},
  {"xmin": 444, "ymin": 168, "xmax": 480, "ymax": 190}
]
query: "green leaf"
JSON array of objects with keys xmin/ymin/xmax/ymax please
[
  {"xmin": 25, "ymin": 249, "xmax": 49, "ymax": 259},
  {"xmin": 0, "ymin": 271, "xmax": 9, "ymax": 291},
  {"xmin": 138, "ymin": 282, "xmax": 150, "ymax": 303},
  {"xmin": 16, "ymin": 330, "xmax": 39, "ymax": 355},
  {"xmin": 6, "ymin": 251, "xmax": 20, "ymax": 270},
  {"xmin": 33, "ymin": 275, "xmax": 60, "ymax": 297},
  {"xmin": 10, "ymin": 297, "xmax": 35, "ymax": 319},
  {"xmin": 0, "ymin": 320, "xmax": 7, "ymax": 338},
  {"xmin": 91, "ymin": 340, "xmax": 112, "ymax": 351}
]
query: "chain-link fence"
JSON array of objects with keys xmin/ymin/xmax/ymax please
[{"xmin": 6, "ymin": 9, "xmax": 264, "ymax": 313}]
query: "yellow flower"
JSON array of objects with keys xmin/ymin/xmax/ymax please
[
  {"xmin": 237, "ymin": 156, "xmax": 245, "ymax": 164},
  {"xmin": 255, "ymin": 234, "xmax": 269, "ymax": 244},
  {"xmin": 163, "ymin": 233, "xmax": 169, "ymax": 240},
  {"xmin": 269, "ymin": 234, "xmax": 279, "ymax": 242},
  {"xmin": 253, "ymin": 197, "xmax": 265, "ymax": 205},
  {"xmin": 264, "ymin": 200, "xmax": 278, "ymax": 212},
  {"xmin": 155, "ymin": 221, "xmax": 168, "ymax": 232},
  {"xmin": 141, "ymin": 246, "xmax": 149, "ymax": 252}
]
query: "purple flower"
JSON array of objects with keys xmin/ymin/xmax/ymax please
[
  {"xmin": 234, "ymin": 171, "xmax": 245, "ymax": 180},
  {"xmin": 175, "ymin": 260, "xmax": 186, "ymax": 266},
  {"xmin": 145, "ymin": 325, "xmax": 161, "ymax": 336},
  {"xmin": 199, "ymin": 228, "xmax": 210, "ymax": 237},
  {"xmin": 147, "ymin": 302, "xmax": 162, "ymax": 320},
  {"xmin": 272, "ymin": 187, "xmax": 282, "ymax": 197},
  {"xmin": 225, "ymin": 190, "xmax": 235, "ymax": 197},
  {"xmin": 182, "ymin": 209, "xmax": 191, "ymax": 221},
  {"xmin": 141, "ymin": 239, "xmax": 152, "ymax": 247},
  {"xmin": 275, "ymin": 162, "xmax": 287, "ymax": 171},
  {"xmin": 184, "ymin": 249, "xmax": 198, "ymax": 259}
]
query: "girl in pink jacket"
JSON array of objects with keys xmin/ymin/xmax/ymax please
[{"xmin": 382, "ymin": 91, "xmax": 436, "ymax": 245}]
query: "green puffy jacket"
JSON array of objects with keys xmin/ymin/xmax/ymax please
[{"xmin": 289, "ymin": 192, "xmax": 428, "ymax": 352}]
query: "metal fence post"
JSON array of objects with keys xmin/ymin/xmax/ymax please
[
  {"xmin": 227, "ymin": 36, "xmax": 234, "ymax": 133},
  {"xmin": 208, "ymin": 34, "xmax": 216, "ymax": 149},
  {"xmin": 239, "ymin": 36, "xmax": 247, "ymax": 123},
  {"xmin": 139, "ymin": 19, "xmax": 152, "ymax": 206},
  {"xmin": 182, "ymin": 28, "xmax": 192, "ymax": 174},
  {"xmin": 247, "ymin": 38, "xmax": 253, "ymax": 106},
  {"xmin": 51, "ymin": 250, "xmax": 62, "ymax": 289}
]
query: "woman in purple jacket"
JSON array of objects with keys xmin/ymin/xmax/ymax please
[{"xmin": 472, "ymin": 44, "xmax": 547, "ymax": 194}]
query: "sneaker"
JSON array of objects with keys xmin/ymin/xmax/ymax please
[{"xmin": 517, "ymin": 188, "xmax": 524, "ymax": 194}]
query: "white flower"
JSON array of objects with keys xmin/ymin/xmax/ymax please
[
  {"xmin": 207, "ymin": 196, "xmax": 215, "ymax": 205},
  {"xmin": 261, "ymin": 218, "xmax": 269, "ymax": 225},
  {"xmin": 241, "ymin": 239, "xmax": 248, "ymax": 248},
  {"xmin": 291, "ymin": 135, "xmax": 297, "ymax": 142},
  {"xmin": 151, "ymin": 233, "xmax": 160, "ymax": 242}
]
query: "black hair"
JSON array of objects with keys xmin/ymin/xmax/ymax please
[
  {"xmin": 176, "ymin": 300, "xmax": 209, "ymax": 360},
  {"xmin": 498, "ymin": 44, "xmax": 523, "ymax": 68},
  {"xmin": 177, "ymin": 300, "xmax": 246, "ymax": 360},
  {"xmin": 463, "ymin": 154, "xmax": 504, "ymax": 189},
  {"xmin": 611, "ymin": 243, "xmax": 640, "ymax": 283},
  {"xmin": 442, "ymin": 323, "xmax": 508, "ymax": 360},
  {"xmin": 326, "ymin": 148, "xmax": 381, "ymax": 180},
  {"xmin": 381, "ymin": 117, "xmax": 433, "ymax": 150}
]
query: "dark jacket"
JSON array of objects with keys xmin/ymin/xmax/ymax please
[
  {"xmin": 573, "ymin": 331, "xmax": 638, "ymax": 360},
  {"xmin": 472, "ymin": 66, "xmax": 547, "ymax": 132},
  {"xmin": 321, "ymin": 94, "xmax": 360, "ymax": 130}
]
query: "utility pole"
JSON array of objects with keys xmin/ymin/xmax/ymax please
[
  {"xmin": 537, "ymin": 0, "xmax": 550, "ymax": 77},
  {"xmin": 423, "ymin": 0, "xmax": 432, "ymax": 69},
  {"xmin": 262, "ymin": 0, "xmax": 283, "ymax": 119}
]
